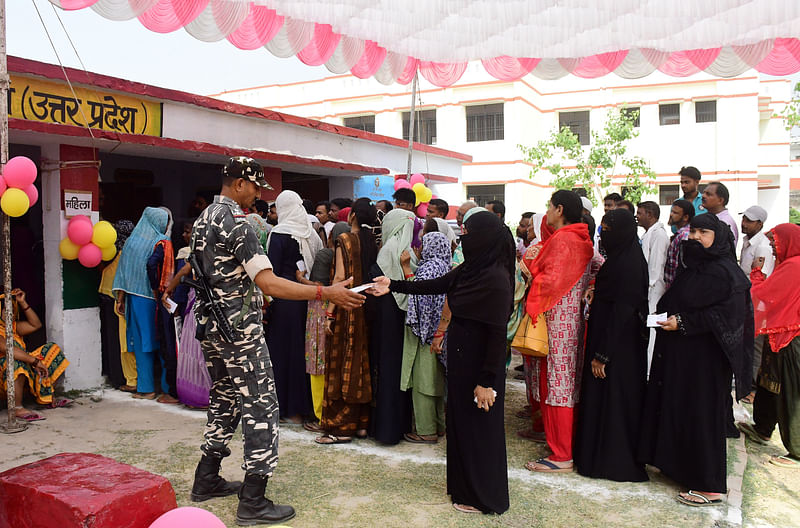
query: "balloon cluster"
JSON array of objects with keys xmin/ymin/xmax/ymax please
[
  {"xmin": 393, "ymin": 173, "xmax": 435, "ymax": 218},
  {"xmin": 0, "ymin": 157, "xmax": 39, "ymax": 217},
  {"xmin": 59, "ymin": 216, "xmax": 118, "ymax": 268}
]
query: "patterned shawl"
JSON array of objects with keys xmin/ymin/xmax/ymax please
[{"xmin": 406, "ymin": 232, "xmax": 452, "ymax": 343}]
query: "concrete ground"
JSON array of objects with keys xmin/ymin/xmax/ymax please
[{"xmin": 1, "ymin": 359, "xmax": 799, "ymax": 528}]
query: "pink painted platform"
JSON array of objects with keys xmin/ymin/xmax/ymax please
[{"xmin": 0, "ymin": 452, "xmax": 177, "ymax": 528}]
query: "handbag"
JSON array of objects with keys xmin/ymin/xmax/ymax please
[{"xmin": 511, "ymin": 313, "xmax": 549, "ymax": 357}]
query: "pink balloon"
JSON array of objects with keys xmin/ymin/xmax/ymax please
[
  {"xmin": 0, "ymin": 175, "xmax": 6, "ymax": 195},
  {"xmin": 4, "ymin": 156, "xmax": 37, "ymax": 189},
  {"xmin": 78, "ymin": 243, "xmax": 102, "ymax": 268},
  {"xmin": 416, "ymin": 203, "xmax": 429, "ymax": 218},
  {"xmin": 149, "ymin": 507, "xmax": 227, "ymax": 528},
  {"xmin": 409, "ymin": 173, "xmax": 425, "ymax": 186},
  {"xmin": 394, "ymin": 179, "xmax": 412, "ymax": 191},
  {"xmin": 68, "ymin": 216, "xmax": 94, "ymax": 245},
  {"xmin": 23, "ymin": 184, "xmax": 38, "ymax": 207}
]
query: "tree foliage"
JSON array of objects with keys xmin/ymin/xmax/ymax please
[
  {"xmin": 518, "ymin": 109, "xmax": 656, "ymax": 206},
  {"xmin": 784, "ymin": 81, "xmax": 800, "ymax": 132}
]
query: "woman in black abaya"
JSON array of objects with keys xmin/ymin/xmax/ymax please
[
  {"xmin": 639, "ymin": 213, "xmax": 753, "ymax": 506},
  {"xmin": 575, "ymin": 209, "xmax": 649, "ymax": 482},
  {"xmin": 371, "ymin": 211, "xmax": 515, "ymax": 515}
]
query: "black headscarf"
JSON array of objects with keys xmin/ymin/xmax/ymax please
[
  {"xmin": 448, "ymin": 211, "xmax": 515, "ymax": 326},
  {"xmin": 594, "ymin": 209, "xmax": 648, "ymax": 311},
  {"xmin": 658, "ymin": 213, "xmax": 753, "ymax": 399}
]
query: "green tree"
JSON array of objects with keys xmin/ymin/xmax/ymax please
[
  {"xmin": 519, "ymin": 109, "xmax": 656, "ymax": 206},
  {"xmin": 790, "ymin": 207, "xmax": 800, "ymax": 225},
  {"xmin": 783, "ymin": 81, "xmax": 800, "ymax": 132}
]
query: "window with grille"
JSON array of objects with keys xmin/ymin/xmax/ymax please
[
  {"xmin": 466, "ymin": 184, "xmax": 505, "ymax": 207},
  {"xmin": 695, "ymin": 101, "xmax": 717, "ymax": 123},
  {"xmin": 558, "ymin": 111, "xmax": 590, "ymax": 145},
  {"xmin": 659, "ymin": 104, "xmax": 680, "ymax": 125},
  {"xmin": 622, "ymin": 107, "xmax": 641, "ymax": 127},
  {"xmin": 465, "ymin": 103, "xmax": 504, "ymax": 142},
  {"xmin": 343, "ymin": 115, "xmax": 375, "ymax": 133},
  {"xmin": 402, "ymin": 109, "xmax": 437, "ymax": 145},
  {"xmin": 659, "ymin": 185, "xmax": 681, "ymax": 205}
]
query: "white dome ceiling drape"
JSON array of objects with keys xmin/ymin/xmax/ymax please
[{"xmin": 50, "ymin": 0, "xmax": 800, "ymax": 85}]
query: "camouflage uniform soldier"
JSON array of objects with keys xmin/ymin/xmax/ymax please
[{"xmin": 186, "ymin": 157, "xmax": 365, "ymax": 526}]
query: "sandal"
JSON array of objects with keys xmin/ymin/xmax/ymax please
[
  {"xmin": 453, "ymin": 503, "xmax": 481, "ymax": 514},
  {"xmin": 132, "ymin": 392, "xmax": 156, "ymax": 400},
  {"xmin": 49, "ymin": 398, "xmax": 74, "ymax": 409},
  {"xmin": 516, "ymin": 428, "xmax": 546, "ymax": 443},
  {"xmin": 118, "ymin": 385, "xmax": 137, "ymax": 393},
  {"xmin": 315, "ymin": 434, "xmax": 352, "ymax": 445},
  {"xmin": 736, "ymin": 422, "xmax": 769, "ymax": 445},
  {"xmin": 525, "ymin": 458, "xmax": 573, "ymax": 473},
  {"xmin": 676, "ymin": 491, "xmax": 723, "ymax": 507},
  {"xmin": 515, "ymin": 409, "xmax": 531, "ymax": 419},
  {"xmin": 769, "ymin": 455, "xmax": 800, "ymax": 469},
  {"xmin": 156, "ymin": 394, "xmax": 180, "ymax": 404},
  {"xmin": 303, "ymin": 421, "xmax": 325, "ymax": 433},
  {"xmin": 403, "ymin": 432, "xmax": 438, "ymax": 444},
  {"xmin": 15, "ymin": 409, "xmax": 45, "ymax": 422}
]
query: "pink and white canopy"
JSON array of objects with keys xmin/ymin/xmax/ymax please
[{"xmin": 51, "ymin": 0, "xmax": 800, "ymax": 86}]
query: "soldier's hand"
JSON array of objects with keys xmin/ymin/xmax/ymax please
[{"xmin": 323, "ymin": 277, "xmax": 365, "ymax": 310}]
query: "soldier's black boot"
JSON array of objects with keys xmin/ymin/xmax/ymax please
[
  {"xmin": 235, "ymin": 473, "xmax": 296, "ymax": 526},
  {"xmin": 190, "ymin": 455, "xmax": 242, "ymax": 502}
]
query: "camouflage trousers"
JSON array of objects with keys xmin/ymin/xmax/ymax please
[{"xmin": 200, "ymin": 334, "xmax": 279, "ymax": 477}]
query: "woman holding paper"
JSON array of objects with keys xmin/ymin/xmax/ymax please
[
  {"xmin": 371, "ymin": 210, "xmax": 515, "ymax": 514},
  {"xmin": 266, "ymin": 190, "xmax": 323, "ymax": 424},
  {"xmin": 313, "ymin": 199, "xmax": 378, "ymax": 444},
  {"xmin": 639, "ymin": 213, "xmax": 753, "ymax": 506},
  {"xmin": 574, "ymin": 208, "xmax": 649, "ymax": 482}
]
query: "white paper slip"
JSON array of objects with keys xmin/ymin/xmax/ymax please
[
  {"xmin": 647, "ymin": 313, "xmax": 668, "ymax": 327},
  {"xmin": 165, "ymin": 298, "xmax": 178, "ymax": 314},
  {"xmin": 296, "ymin": 260, "xmax": 306, "ymax": 273},
  {"xmin": 349, "ymin": 283, "xmax": 375, "ymax": 293}
]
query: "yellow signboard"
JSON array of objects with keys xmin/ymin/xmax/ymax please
[{"xmin": 9, "ymin": 75, "xmax": 162, "ymax": 137}]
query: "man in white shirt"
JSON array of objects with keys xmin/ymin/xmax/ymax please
[
  {"xmin": 739, "ymin": 204, "xmax": 775, "ymax": 403},
  {"xmin": 315, "ymin": 201, "xmax": 335, "ymax": 239},
  {"xmin": 636, "ymin": 201, "xmax": 670, "ymax": 374}
]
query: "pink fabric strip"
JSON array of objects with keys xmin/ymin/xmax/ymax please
[
  {"xmin": 570, "ymin": 50, "xmax": 628, "ymax": 78},
  {"xmin": 755, "ymin": 38, "xmax": 800, "ymax": 75},
  {"xmin": 297, "ymin": 23, "xmax": 341, "ymax": 66},
  {"xmin": 350, "ymin": 41, "xmax": 387, "ymax": 79},
  {"xmin": 481, "ymin": 56, "xmax": 540, "ymax": 81},
  {"xmin": 226, "ymin": 5, "xmax": 284, "ymax": 51},
  {"xmin": 419, "ymin": 61, "xmax": 468, "ymax": 87},
  {"xmin": 396, "ymin": 57, "xmax": 419, "ymax": 85},
  {"xmin": 138, "ymin": 0, "xmax": 208, "ymax": 34},
  {"xmin": 57, "ymin": 0, "xmax": 99, "ymax": 8}
]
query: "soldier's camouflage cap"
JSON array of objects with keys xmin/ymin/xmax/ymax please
[{"xmin": 223, "ymin": 156, "xmax": 273, "ymax": 189}]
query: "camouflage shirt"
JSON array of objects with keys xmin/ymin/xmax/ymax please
[{"xmin": 191, "ymin": 195, "xmax": 272, "ymax": 340}]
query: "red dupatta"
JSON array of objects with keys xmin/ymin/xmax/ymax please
[
  {"xmin": 525, "ymin": 221, "xmax": 593, "ymax": 321},
  {"xmin": 751, "ymin": 223, "xmax": 800, "ymax": 352}
]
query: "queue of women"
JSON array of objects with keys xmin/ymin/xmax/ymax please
[{"xmin": 15, "ymin": 182, "xmax": 796, "ymax": 516}]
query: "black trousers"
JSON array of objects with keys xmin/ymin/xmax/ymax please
[{"xmin": 99, "ymin": 294, "xmax": 125, "ymax": 388}]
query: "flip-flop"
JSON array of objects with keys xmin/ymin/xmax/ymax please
[
  {"xmin": 403, "ymin": 432, "xmax": 438, "ymax": 444},
  {"xmin": 676, "ymin": 491, "xmax": 723, "ymax": 507},
  {"xmin": 736, "ymin": 422, "xmax": 769, "ymax": 445},
  {"xmin": 769, "ymin": 455, "xmax": 800, "ymax": 469},
  {"xmin": 315, "ymin": 434, "xmax": 352, "ymax": 445},
  {"xmin": 118, "ymin": 385, "xmax": 137, "ymax": 393},
  {"xmin": 453, "ymin": 503, "xmax": 481, "ymax": 514},
  {"xmin": 515, "ymin": 409, "xmax": 531, "ymax": 419},
  {"xmin": 49, "ymin": 398, "xmax": 74, "ymax": 409},
  {"xmin": 132, "ymin": 392, "xmax": 156, "ymax": 400},
  {"xmin": 16, "ymin": 412, "xmax": 45, "ymax": 422},
  {"xmin": 525, "ymin": 458, "xmax": 573, "ymax": 473},
  {"xmin": 303, "ymin": 421, "xmax": 325, "ymax": 433}
]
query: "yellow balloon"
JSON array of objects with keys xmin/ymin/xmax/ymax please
[
  {"xmin": 421, "ymin": 186, "xmax": 433, "ymax": 203},
  {"xmin": 59, "ymin": 237, "xmax": 80, "ymax": 260},
  {"xmin": 0, "ymin": 188, "xmax": 30, "ymax": 217},
  {"xmin": 92, "ymin": 220, "xmax": 118, "ymax": 248},
  {"xmin": 101, "ymin": 244, "xmax": 117, "ymax": 261}
]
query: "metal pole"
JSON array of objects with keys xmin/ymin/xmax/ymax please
[
  {"xmin": 405, "ymin": 71, "xmax": 418, "ymax": 176},
  {"xmin": 0, "ymin": 0, "xmax": 24, "ymax": 434}
]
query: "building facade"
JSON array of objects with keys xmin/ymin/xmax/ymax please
[{"xmin": 214, "ymin": 63, "xmax": 796, "ymax": 228}]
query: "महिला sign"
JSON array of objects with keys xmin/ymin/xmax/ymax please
[
  {"xmin": 64, "ymin": 190, "xmax": 93, "ymax": 218},
  {"xmin": 8, "ymin": 75, "xmax": 162, "ymax": 137}
]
